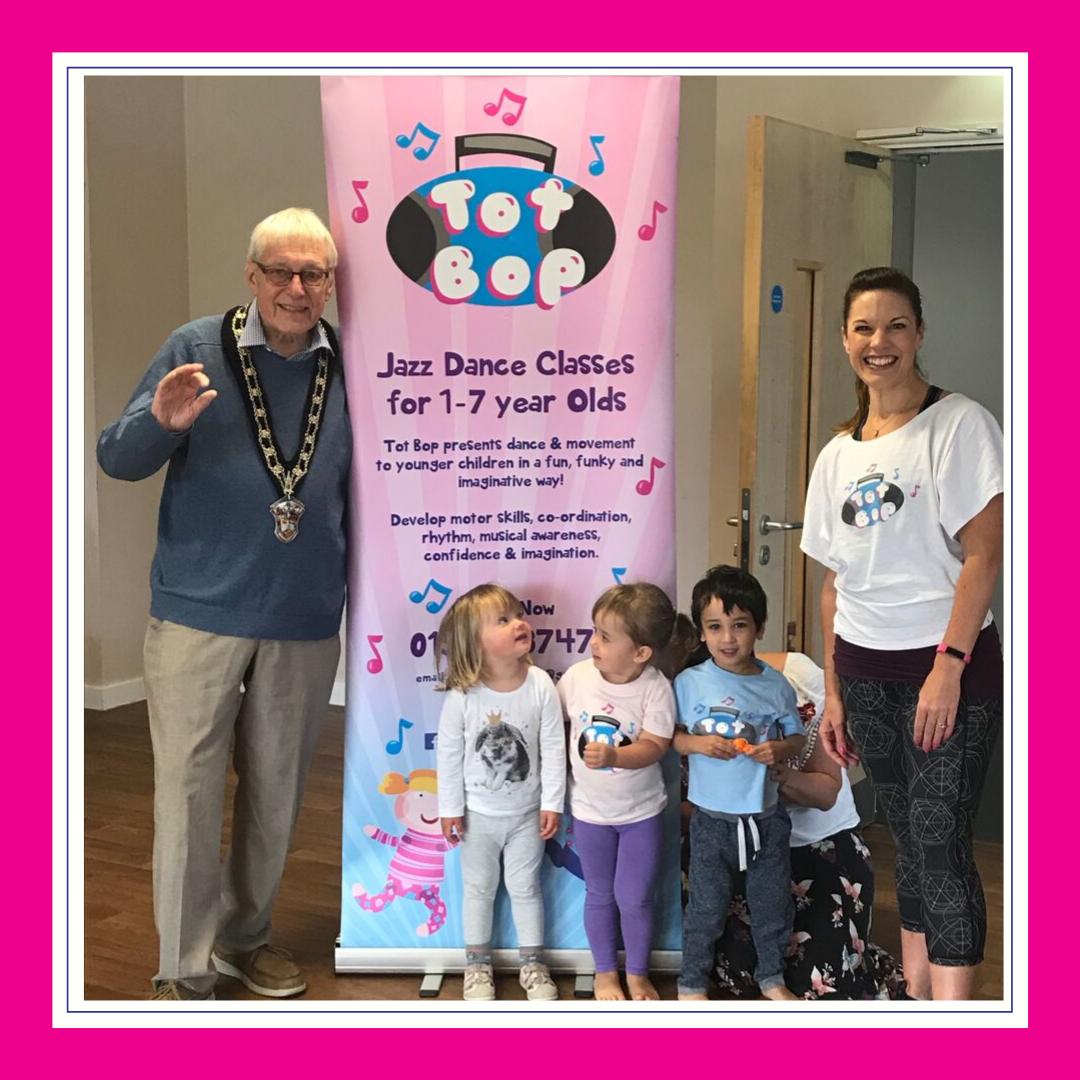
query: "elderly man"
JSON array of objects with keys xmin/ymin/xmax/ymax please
[{"xmin": 98, "ymin": 208, "xmax": 350, "ymax": 1000}]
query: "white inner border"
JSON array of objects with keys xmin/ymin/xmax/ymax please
[{"xmin": 58, "ymin": 51, "xmax": 1028, "ymax": 1030}]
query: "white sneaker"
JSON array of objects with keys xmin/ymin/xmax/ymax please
[
  {"xmin": 463, "ymin": 963, "xmax": 496, "ymax": 1001},
  {"xmin": 519, "ymin": 961, "xmax": 558, "ymax": 1001}
]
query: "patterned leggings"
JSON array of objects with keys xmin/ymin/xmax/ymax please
[
  {"xmin": 841, "ymin": 677, "xmax": 1001, "ymax": 966},
  {"xmin": 353, "ymin": 878, "xmax": 448, "ymax": 937}
]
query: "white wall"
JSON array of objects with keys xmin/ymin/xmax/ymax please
[
  {"xmin": 84, "ymin": 77, "xmax": 190, "ymax": 706},
  {"xmin": 84, "ymin": 72, "xmax": 1006, "ymax": 705}
]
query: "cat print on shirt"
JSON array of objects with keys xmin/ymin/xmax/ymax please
[{"xmin": 474, "ymin": 709, "xmax": 530, "ymax": 791}]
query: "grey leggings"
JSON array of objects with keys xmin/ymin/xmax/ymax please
[{"xmin": 842, "ymin": 676, "xmax": 1001, "ymax": 966}]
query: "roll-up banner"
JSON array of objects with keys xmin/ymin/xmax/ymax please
[{"xmin": 322, "ymin": 75, "xmax": 680, "ymax": 971}]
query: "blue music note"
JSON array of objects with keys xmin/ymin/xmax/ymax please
[
  {"xmin": 587, "ymin": 134, "xmax": 606, "ymax": 176},
  {"xmin": 892, "ymin": 467, "xmax": 901, "ymax": 480},
  {"xmin": 386, "ymin": 717, "xmax": 414, "ymax": 755},
  {"xmin": 409, "ymin": 578, "xmax": 453, "ymax": 614},
  {"xmin": 612, "ymin": 566, "xmax": 627, "ymax": 584},
  {"xmin": 395, "ymin": 122, "xmax": 441, "ymax": 161}
]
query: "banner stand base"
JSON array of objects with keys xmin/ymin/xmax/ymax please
[
  {"xmin": 419, "ymin": 973, "xmax": 444, "ymax": 998},
  {"xmin": 334, "ymin": 948, "xmax": 682, "ymax": 977},
  {"xmin": 574, "ymin": 974, "xmax": 594, "ymax": 999}
]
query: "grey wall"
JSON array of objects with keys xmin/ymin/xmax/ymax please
[{"xmin": 897, "ymin": 148, "xmax": 1007, "ymax": 840}]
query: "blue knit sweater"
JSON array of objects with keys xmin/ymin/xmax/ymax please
[{"xmin": 97, "ymin": 312, "xmax": 351, "ymax": 640}]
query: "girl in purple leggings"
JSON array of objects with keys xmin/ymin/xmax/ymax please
[{"xmin": 557, "ymin": 583, "xmax": 684, "ymax": 1001}]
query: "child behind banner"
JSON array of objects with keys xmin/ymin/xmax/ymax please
[
  {"xmin": 435, "ymin": 583, "xmax": 566, "ymax": 1002},
  {"xmin": 674, "ymin": 565, "xmax": 805, "ymax": 1001}
]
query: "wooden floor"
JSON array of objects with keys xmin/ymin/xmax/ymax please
[{"xmin": 84, "ymin": 702, "xmax": 1005, "ymax": 1002}]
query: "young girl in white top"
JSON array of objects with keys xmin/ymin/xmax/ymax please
[
  {"xmin": 557, "ymin": 583, "xmax": 684, "ymax": 1001},
  {"xmin": 436, "ymin": 583, "xmax": 566, "ymax": 1001}
]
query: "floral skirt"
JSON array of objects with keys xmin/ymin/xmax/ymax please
[{"xmin": 687, "ymin": 827, "xmax": 906, "ymax": 1000}]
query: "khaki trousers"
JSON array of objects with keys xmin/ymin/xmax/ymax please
[{"xmin": 143, "ymin": 618, "xmax": 339, "ymax": 992}]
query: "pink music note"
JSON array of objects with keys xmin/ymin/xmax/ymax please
[
  {"xmin": 483, "ymin": 87, "xmax": 527, "ymax": 126},
  {"xmin": 366, "ymin": 633, "xmax": 384, "ymax": 674},
  {"xmin": 635, "ymin": 457, "xmax": 666, "ymax": 496},
  {"xmin": 409, "ymin": 577, "xmax": 453, "ymax": 614},
  {"xmin": 637, "ymin": 200, "xmax": 668, "ymax": 241},
  {"xmin": 395, "ymin": 122, "xmax": 441, "ymax": 160},
  {"xmin": 909, "ymin": 484, "xmax": 921, "ymax": 498},
  {"xmin": 602, "ymin": 703, "xmax": 615, "ymax": 714},
  {"xmin": 351, "ymin": 180, "xmax": 370, "ymax": 224}
]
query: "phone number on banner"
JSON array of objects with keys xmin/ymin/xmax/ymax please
[{"xmin": 410, "ymin": 628, "xmax": 593, "ymax": 658}]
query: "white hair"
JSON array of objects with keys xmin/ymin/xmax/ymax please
[{"xmin": 247, "ymin": 207, "xmax": 338, "ymax": 268}]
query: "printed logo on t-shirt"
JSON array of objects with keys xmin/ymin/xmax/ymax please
[
  {"xmin": 690, "ymin": 705, "xmax": 755, "ymax": 741},
  {"xmin": 841, "ymin": 470, "xmax": 905, "ymax": 530},
  {"xmin": 475, "ymin": 709, "xmax": 530, "ymax": 791},
  {"xmin": 577, "ymin": 711, "xmax": 631, "ymax": 773}
]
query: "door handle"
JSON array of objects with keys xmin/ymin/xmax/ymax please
[
  {"xmin": 726, "ymin": 517, "xmax": 740, "ymax": 527},
  {"xmin": 759, "ymin": 515, "xmax": 803, "ymax": 535}
]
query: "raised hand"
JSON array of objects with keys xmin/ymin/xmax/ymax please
[{"xmin": 151, "ymin": 363, "xmax": 217, "ymax": 433}]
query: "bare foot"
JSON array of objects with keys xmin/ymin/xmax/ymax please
[
  {"xmin": 761, "ymin": 985, "xmax": 799, "ymax": 1001},
  {"xmin": 678, "ymin": 990, "xmax": 709, "ymax": 1001},
  {"xmin": 627, "ymin": 974, "xmax": 660, "ymax": 1001},
  {"xmin": 594, "ymin": 971, "xmax": 626, "ymax": 1001}
]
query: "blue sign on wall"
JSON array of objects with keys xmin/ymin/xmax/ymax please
[{"xmin": 771, "ymin": 284, "xmax": 783, "ymax": 313}]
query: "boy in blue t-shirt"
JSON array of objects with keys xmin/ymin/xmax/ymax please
[{"xmin": 674, "ymin": 565, "xmax": 805, "ymax": 1001}]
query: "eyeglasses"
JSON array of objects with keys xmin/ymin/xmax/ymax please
[{"xmin": 254, "ymin": 261, "xmax": 332, "ymax": 288}]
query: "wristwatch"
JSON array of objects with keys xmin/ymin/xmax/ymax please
[{"xmin": 936, "ymin": 642, "xmax": 972, "ymax": 665}]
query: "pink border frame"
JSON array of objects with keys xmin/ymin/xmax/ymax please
[{"xmin": 31, "ymin": 2, "xmax": 1045, "ymax": 1061}]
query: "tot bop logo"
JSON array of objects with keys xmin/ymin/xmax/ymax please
[
  {"xmin": 386, "ymin": 134, "xmax": 616, "ymax": 309},
  {"xmin": 841, "ymin": 472, "xmax": 905, "ymax": 530}
]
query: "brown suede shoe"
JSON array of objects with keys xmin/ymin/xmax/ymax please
[{"xmin": 212, "ymin": 945, "xmax": 306, "ymax": 998}]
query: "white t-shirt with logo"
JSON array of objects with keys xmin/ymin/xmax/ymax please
[
  {"xmin": 801, "ymin": 394, "xmax": 1003, "ymax": 649},
  {"xmin": 558, "ymin": 660, "xmax": 676, "ymax": 826}
]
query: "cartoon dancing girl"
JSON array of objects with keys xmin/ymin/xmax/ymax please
[{"xmin": 352, "ymin": 770, "xmax": 452, "ymax": 936}]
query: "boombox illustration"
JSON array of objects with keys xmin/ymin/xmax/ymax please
[
  {"xmin": 386, "ymin": 134, "xmax": 616, "ymax": 309},
  {"xmin": 691, "ymin": 706, "xmax": 753, "ymax": 741},
  {"xmin": 841, "ymin": 472, "xmax": 905, "ymax": 530}
]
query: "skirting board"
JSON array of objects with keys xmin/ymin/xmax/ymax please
[
  {"xmin": 85, "ymin": 677, "xmax": 348, "ymax": 712},
  {"xmin": 335, "ymin": 948, "xmax": 682, "ymax": 975},
  {"xmin": 84, "ymin": 677, "xmax": 145, "ymax": 712}
]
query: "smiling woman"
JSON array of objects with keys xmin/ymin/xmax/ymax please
[{"xmin": 800, "ymin": 266, "xmax": 1004, "ymax": 1002}]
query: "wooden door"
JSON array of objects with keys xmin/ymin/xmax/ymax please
[{"xmin": 734, "ymin": 116, "xmax": 893, "ymax": 658}]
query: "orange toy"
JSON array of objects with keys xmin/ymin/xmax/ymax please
[{"xmin": 732, "ymin": 738, "xmax": 752, "ymax": 753}]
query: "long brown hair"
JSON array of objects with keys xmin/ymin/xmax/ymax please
[{"xmin": 834, "ymin": 267, "xmax": 925, "ymax": 436}]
